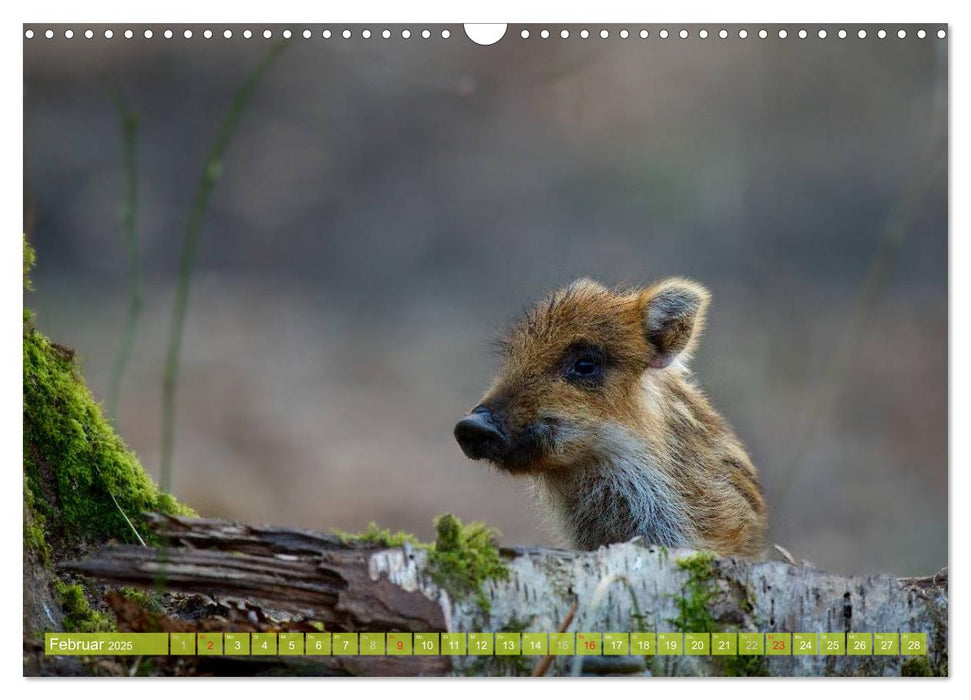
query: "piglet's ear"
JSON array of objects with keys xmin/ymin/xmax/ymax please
[{"xmin": 639, "ymin": 278, "xmax": 710, "ymax": 369}]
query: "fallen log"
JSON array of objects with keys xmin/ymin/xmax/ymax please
[{"xmin": 63, "ymin": 514, "xmax": 948, "ymax": 677}]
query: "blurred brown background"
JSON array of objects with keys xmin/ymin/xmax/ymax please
[{"xmin": 24, "ymin": 25, "xmax": 947, "ymax": 576}]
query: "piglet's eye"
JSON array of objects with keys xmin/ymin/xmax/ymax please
[
  {"xmin": 563, "ymin": 345, "xmax": 606, "ymax": 385},
  {"xmin": 572, "ymin": 357, "xmax": 600, "ymax": 375}
]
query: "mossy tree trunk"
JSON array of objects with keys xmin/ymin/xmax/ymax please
[{"xmin": 23, "ymin": 237, "xmax": 192, "ymax": 674}]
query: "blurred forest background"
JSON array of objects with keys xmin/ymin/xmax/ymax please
[{"xmin": 23, "ymin": 25, "xmax": 947, "ymax": 576}]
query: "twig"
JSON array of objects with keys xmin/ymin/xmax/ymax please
[
  {"xmin": 91, "ymin": 85, "xmax": 148, "ymax": 548},
  {"xmin": 23, "ymin": 150, "xmax": 37, "ymax": 240},
  {"xmin": 772, "ymin": 543, "xmax": 796, "ymax": 565},
  {"xmin": 106, "ymin": 85, "xmax": 142, "ymax": 422},
  {"xmin": 106, "ymin": 486, "xmax": 147, "ymax": 547},
  {"xmin": 159, "ymin": 41, "xmax": 288, "ymax": 493}
]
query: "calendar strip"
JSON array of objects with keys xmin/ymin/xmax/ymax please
[{"xmin": 44, "ymin": 632, "xmax": 929, "ymax": 657}]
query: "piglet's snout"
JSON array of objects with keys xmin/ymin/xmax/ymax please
[{"xmin": 454, "ymin": 406, "xmax": 508, "ymax": 461}]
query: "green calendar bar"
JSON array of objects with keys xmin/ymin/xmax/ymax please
[
  {"xmin": 766, "ymin": 633, "xmax": 791, "ymax": 656},
  {"xmin": 522, "ymin": 633, "xmax": 548, "ymax": 656},
  {"xmin": 739, "ymin": 633, "xmax": 764, "ymax": 655},
  {"xmin": 496, "ymin": 632, "xmax": 521, "ymax": 655},
  {"xmin": 305, "ymin": 633, "xmax": 331, "ymax": 655},
  {"xmin": 170, "ymin": 632, "xmax": 195, "ymax": 655},
  {"xmin": 333, "ymin": 633, "xmax": 358, "ymax": 655},
  {"xmin": 45, "ymin": 633, "xmax": 169, "ymax": 656},
  {"xmin": 657, "ymin": 633, "xmax": 683, "ymax": 655},
  {"xmin": 631, "ymin": 632, "xmax": 656, "ymax": 655},
  {"xmin": 224, "ymin": 632, "xmax": 249, "ymax": 655},
  {"xmin": 40, "ymin": 630, "xmax": 934, "ymax": 657},
  {"xmin": 360, "ymin": 632, "xmax": 385, "ymax": 656},
  {"xmin": 442, "ymin": 632, "xmax": 467, "ymax": 655},
  {"xmin": 469, "ymin": 633, "xmax": 494, "ymax": 655},
  {"xmin": 577, "ymin": 633, "xmax": 602, "ymax": 655},
  {"xmin": 821, "ymin": 633, "xmax": 845, "ymax": 655},
  {"xmin": 198, "ymin": 632, "xmax": 222, "ymax": 655},
  {"xmin": 901, "ymin": 633, "xmax": 927, "ymax": 656},
  {"xmin": 550, "ymin": 633, "xmax": 575, "ymax": 655},
  {"xmin": 413, "ymin": 632, "xmax": 438, "ymax": 655},
  {"xmin": 251, "ymin": 633, "xmax": 276, "ymax": 655},
  {"xmin": 711, "ymin": 633, "xmax": 736, "ymax": 655},
  {"xmin": 874, "ymin": 633, "xmax": 899, "ymax": 656},
  {"xmin": 685, "ymin": 633, "xmax": 710, "ymax": 655},
  {"xmin": 793, "ymin": 633, "xmax": 817, "ymax": 656},
  {"xmin": 848, "ymin": 633, "xmax": 872, "ymax": 656},
  {"xmin": 389, "ymin": 632, "xmax": 414, "ymax": 655},
  {"xmin": 279, "ymin": 632, "xmax": 304, "ymax": 655},
  {"xmin": 604, "ymin": 632, "xmax": 629, "ymax": 655}
]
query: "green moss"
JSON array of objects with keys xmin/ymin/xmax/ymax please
[
  {"xmin": 901, "ymin": 657, "xmax": 934, "ymax": 677},
  {"xmin": 331, "ymin": 514, "xmax": 508, "ymax": 614},
  {"xmin": 130, "ymin": 657, "xmax": 158, "ymax": 677},
  {"xmin": 721, "ymin": 650, "xmax": 768, "ymax": 677},
  {"xmin": 24, "ymin": 515, "xmax": 49, "ymax": 559},
  {"xmin": 24, "ymin": 235, "xmax": 36, "ymax": 327},
  {"xmin": 120, "ymin": 587, "xmax": 165, "ymax": 614},
  {"xmin": 332, "ymin": 521, "xmax": 422, "ymax": 548},
  {"xmin": 669, "ymin": 552, "xmax": 767, "ymax": 677},
  {"xmin": 23, "ymin": 320, "xmax": 193, "ymax": 550},
  {"xmin": 501, "ymin": 616, "xmax": 531, "ymax": 633},
  {"xmin": 23, "ymin": 234, "xmax": 35, "ymax": 291},
  {"xmin": 24, "ymin": 474, "xmax": 52, "ymax": 562},
  {"xmin": 55, "ymin": 580, "xmax": 114, "ymax": 633},
  {"xmin": 670, "ymin": 552, "xmax": 718, "ymax": 633},
  {"xmin": 427, "ymin": 513, "xmax": 509, "ymax": 614}
]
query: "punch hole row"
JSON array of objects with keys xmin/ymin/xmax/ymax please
[
  {"xmin": 24, "ymin": 26, "xmax": 947, "ymax": 41},
  {"xmin": 518, "ymin": 27, "xmax": 946, "ymax": 40},
  {"xmin": 23, "ymin": 27, "xmax": 454, "ymax": 40}
]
